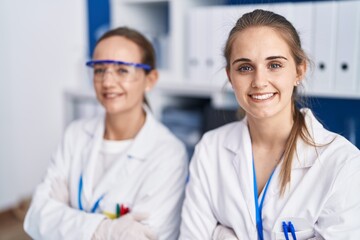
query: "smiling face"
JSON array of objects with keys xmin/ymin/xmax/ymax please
[
  {"xmin": 92, "ymin": 36, "xmax": 156, "ymax": 116},
  {"xmin": 227, "ymin": 26, "xmax": 305, "ymax": 122}
]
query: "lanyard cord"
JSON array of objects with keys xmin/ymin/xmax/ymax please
[
  {"xmin": 252, "ymin": 160, "xmax": 276, "ymax": 240},
  {"xmin": 78, "ymin": 174, "xmax": 105, "ymax": 213}
]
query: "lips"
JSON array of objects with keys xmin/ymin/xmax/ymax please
[
  {"xmin": 103, "ymin": 93, "xmax": 124, "ymax": 99},
  {"xmin": 250, "ymin": 93, "xmax": 275, "ymax": 100}
]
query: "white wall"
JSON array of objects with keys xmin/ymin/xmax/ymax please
[{"xmin": 0, "ymin": 0, "xmax": 88, "ymax": 210}]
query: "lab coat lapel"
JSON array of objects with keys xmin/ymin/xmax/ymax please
[
  {"xmin": 81, "ymin": 116, "xmax": 105, "ymax": 208},
  {"xmin": 259, "ymin": 165, "xmax": 281, "ymax": 206},
  {"xmin": 225, "ymin": 119, "xmax": 257, "ymax": 226},
  {"xmin": 266, "ymin": 110, "xmax": 323, "ymax": 227},
  {"xmin": 260, "ymin": 139, "xmax": 314, "ymax": 211},
  {"xmin": 263, "ymin": 110, "xmax": 323, "ymax": 206}
]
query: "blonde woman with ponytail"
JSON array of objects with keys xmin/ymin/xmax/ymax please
[{"xmin": 180, "ymin": 9, "xmax": 360, "ymax": 240}]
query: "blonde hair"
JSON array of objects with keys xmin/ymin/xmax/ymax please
[{"xmin": 224, "ymin": 9, "xmax": 313, "ymax": 195}]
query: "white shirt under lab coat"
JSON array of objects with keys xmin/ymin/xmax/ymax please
[
  {"xmin": 180, "ymin": 109, "xmax": 360, "ymax": 240},
  {"xmin": 24, "ymin": 107, "xmax": 188, "ymax": 240}
]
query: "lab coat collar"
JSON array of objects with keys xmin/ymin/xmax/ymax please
[
  {"xmin": 223, "ymin": 117, "xmax": 249, "ymax": 154},
  {"xmin": 83, "ymin": 113, "xmax": 105, "ymax": 139},
  {"xmin": 81, "ymin": 115, "xmax": 105, "ymax": 206},
  {"xmin": 82, "ymin": 105, "xmax": 158, "ymax": 162},
  {"xmin": 290, "ymin": 108, "xmax": 327, "ymax": 169},
  {"xmin": 223, "ymin": 109, "xmax": 328, "ymax": 170},
  {"xmin": 126, "ymin": 105, "xmax": 159, "ymax": 161},
  {"xmin": 258, "ymin": 109, "xmax": 329, "ymax": 210}
]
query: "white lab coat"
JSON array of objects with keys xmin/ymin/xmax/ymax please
[
  {"xmin": 24, "ymin": 107, "xmax": 188, "ymax": 240},
  {"xmin": 180, "ymin": 108, "xmax": 360, "ymax": 240}
]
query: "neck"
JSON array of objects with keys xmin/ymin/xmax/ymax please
[
  {"xmin": 104, "ymin": 107, "xmax": 146, "ymax": 140},
  {"xmin": 247, "ymin": 112, "xmax": 293, "ymax": 150}
]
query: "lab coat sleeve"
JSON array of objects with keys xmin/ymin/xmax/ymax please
[
  {"xmin": 179, "ymin": 141, "xmax": 218, "ymax": 240},
  {"xmin": 133, "ymin": 141, "xmax": 188, "ymax": 240},
  {"xmin": 315, "ymin": 154, "xmax": 360, "ymax": 239},
  {"xmin": 24, "ymin": 122, "xmax": 105, "ymax": 240}
]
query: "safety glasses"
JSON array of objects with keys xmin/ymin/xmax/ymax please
[{"xmin": 86, "ymin": 60, "xmax": 152, "ymax": 83}]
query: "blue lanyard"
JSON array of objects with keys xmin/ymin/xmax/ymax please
[
  {"xmin": 252, "ymin": 160, "xmax": 275, "ymax": 240},
  {"xmin": 78, "ymin": 174, "xmax": 105, "ymax": 213}
]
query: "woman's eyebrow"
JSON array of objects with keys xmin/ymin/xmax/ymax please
[
  {"xmin": 232, "ymin": 56, "xmax": 288, "ymax": 65},
  {"xmin": 266, "ymin": 56, "xmax": 288, "ymax": 61},
  {"xmin": 232, "ymin": 58, "xmax": 251, "ymax": 65}
]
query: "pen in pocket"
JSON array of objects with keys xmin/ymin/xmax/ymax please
[
  {"xmin": 282, "ymin": 221, "xmax": 297, "ymax": 240},
  {"xmin": 116, "ymin": 203, "xmax": 130, "ymax": 218}
]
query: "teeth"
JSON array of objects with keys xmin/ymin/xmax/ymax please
[
  {"xmin": 251, "ymin": 93, "xmax": 274, "ymax": 100},
  {"xmin": 104, "ymin": 93, "xmax": 118, "ymax": 98}
]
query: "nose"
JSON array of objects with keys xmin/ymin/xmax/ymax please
[
  {"xmin": 102, "ymin": 68, "xmax": 117, "ymax": 86},
  {"xmin": 251, "ymin": 69, "xmax": 269, "ymax": 88}
]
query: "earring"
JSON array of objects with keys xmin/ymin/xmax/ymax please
[{"xmin": 295, "ymin": 80, "xmax": 300, "ymax": 86}]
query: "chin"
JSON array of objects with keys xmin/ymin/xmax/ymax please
[
  {"xmin": 103, "ymin": 104, "xmax": 125, "ymax": 115},
  {"xmin": 248, "ymin": 109, "xmax": 276, "ymax": 120}
]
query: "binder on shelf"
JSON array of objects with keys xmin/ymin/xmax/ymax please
[
  {"xmin": 311, "ymin": 1, "xmax": 337, "ymax": 94},
  {"xmin": 291, "ymin": 2, "xmax": 314, "ymax": 92},
  {"xmin": 206, "ymin": 6, "xmax": 227, "ymax": 88},
  {"xmin": 207, "ymin": 6, "xmax": 235, "ymax": 89},
  {"xmin": 144, "ymin": 33, "xmax": 169, "ymax": 70},
  {"xmin": 334, "ymin": 1, "xmax": 360, "ymax": 94},
  {"xmin": 291, "ymin": 2, "xmax": 314, "ymax": 59},
  {"xmin": 187, "ymin": 7, "xmax": 208, "ymax": 85}
]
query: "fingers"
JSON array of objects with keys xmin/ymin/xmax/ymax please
[
  {"xmin": 109, "ymin": 214, "xmax": 157, "ymax": 240},
  {"xmin": 142, "ymin": 225, "xmax": 158, "ymax": 240},
  {"xmin": 118, "ymin": 220, "xmax": 157, "ymax": 240},
  {"xmin": 129, "ymin": 216, "xmax": 157, "ymax": 240},
  {"xmin": 212, "ymin": 224, "xmax": 238, "ymax": 240}
]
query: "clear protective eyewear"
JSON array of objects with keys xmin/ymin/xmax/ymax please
[{"xmin": 86, "ymin": 60, "xmax": 152, "ymax": 83}]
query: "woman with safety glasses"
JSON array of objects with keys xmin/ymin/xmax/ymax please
[{"xmin": 24, "ymin": 27, "xmax": 188, "ymax": 240}]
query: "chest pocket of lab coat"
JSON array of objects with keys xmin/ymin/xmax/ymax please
[{"xmin": 273, "ymin": 217, "xmax": 316, "ymax": 240}]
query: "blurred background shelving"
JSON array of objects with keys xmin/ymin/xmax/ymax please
[
  {"xmin": 67, "ymin": 0, "xmax": 360, "ymax": 156},
  {"xmin": 1, "ymin": 0, "xmax": 360, "ymax": 229}
]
